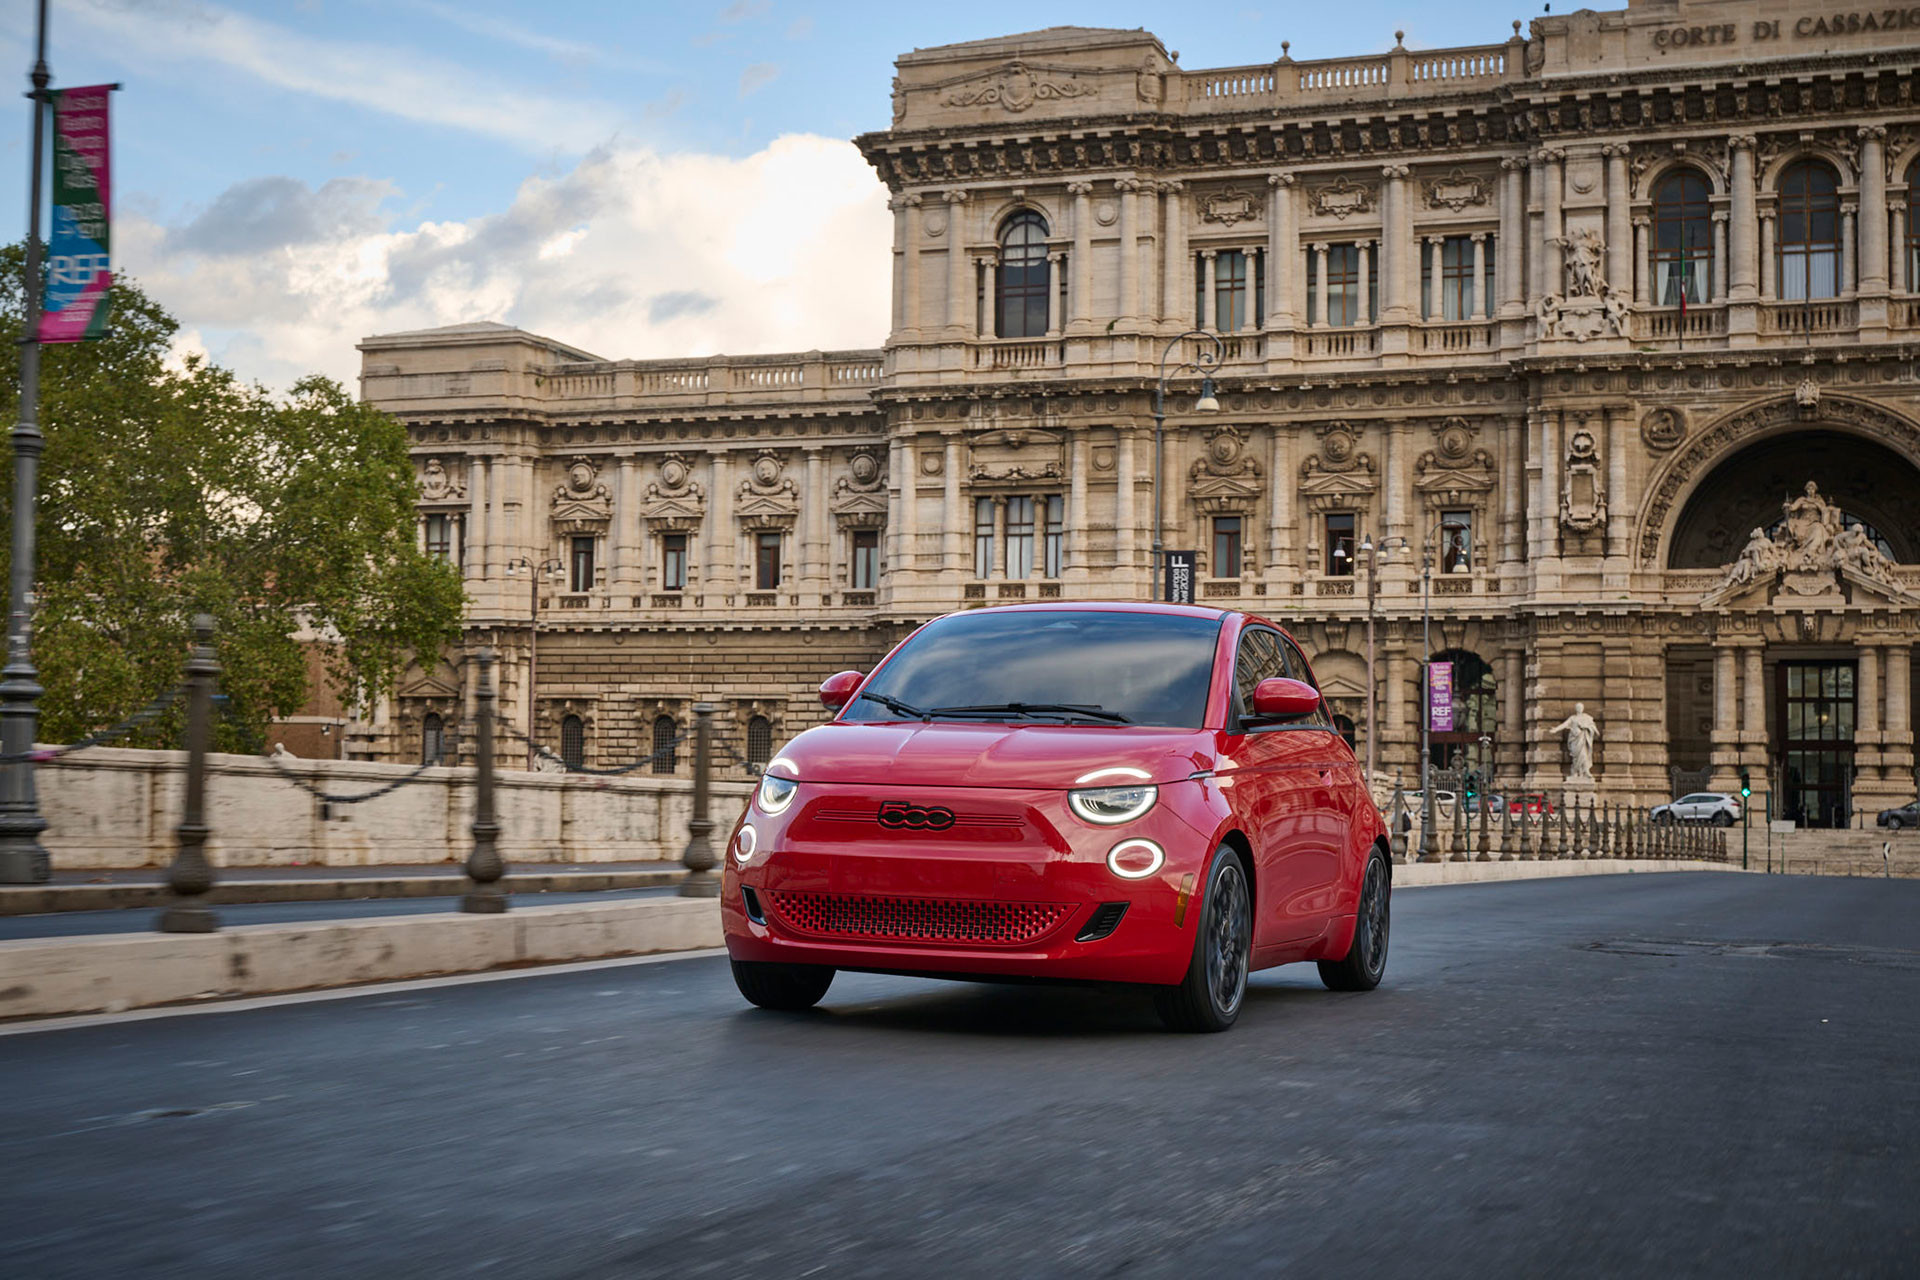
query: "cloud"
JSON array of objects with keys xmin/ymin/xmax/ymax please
[
  {"xmin": 720, "ymin": 1, "xmax": 769, "ymax": 22},
  {"xmin": 739, "ymin": 62, "xmax": 780, "ymax": 97},
  {"xmin": 120, "ymin": 135, "xmax": 893, "ymax": 390},
  {"xmin": 786, "ymin": 16, "xmax": 815, "ymax": 40},
  {"xmin": 69, "ymin": 0, "xmax": 620, "ymax": 152},
  {"xmin": 405, "ymin": 0, "xmax": 670, "ymax": 72}
]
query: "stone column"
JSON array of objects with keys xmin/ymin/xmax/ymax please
[
  {"xmin": 1859, "ymin": 126, "xmax": 1889, "ymax": 293},
  {"xmin": 1527, "ymin": 151, "xmax": 1546, "ymax": 302},
  {"xmin": 1163, "ymin": 181, "xmax": 1188, "ymax": 326},
  {"xmin": 1500, "ymin": 416, "xmax": 1524, "ymax": 565},
  {"xmin": 1711, "ymin": 644, "xmax": 1740, "ymax": 786},
  {"xmin": 1067, "ymin": 431, "xmax": 1088, "ymax": 577},
  {"xmin": 942, "ymin": 434, "xmax": 963, "ymax": 574},
  {"xmin": 1540, "ymin": 410, "xmax": 1562, "ymax": 562},
  {"xmin": 1382, "ymin": 165, "xmax": 1411, "ymax": 322},
  {"xmin": 1068, "ymin": 181, "xmax": 1094, "ymax": 333},
  {"xmin": 803, "ymin": 447, "xmax": 826, "ymax": 599},
  {"xmin": 1384, "ymin": 422, "xmax": 1406, "ymax": 543},
  {"xmin": 1604, "ymin": 143, "xmax": 1632, "ymax": 296},
  {"xmin": 1633, "ymin": 215, "xmax": 1652, "ymax": 306},
  {"xmin": 1422, "ymin": 236, "xmax": 1440, "ymax": 320},
  {"xmin": 1356, "ymin": 240, "xmax": 1372, "ymax": 324},
  {"xmin": 943, "ymin": 190, "xmax": 971, "ymax": 333},
  {"xmin": 1760, "ymin": 210, "xmax": 1776, "ymax": 299},
  {"xmin": 1605, "ymin": 406, "xmax": 1628, "ymax": 563},
  {"xmin": 1115, "ymin": 428, "xmax": 1137, "ymax": 579},
  {"xmin": 1312, "ymin": 243, "xmax": 1329, "ymax": 328},
  {"xmin": 613, "ymin": 457, "xmax": 637, "ymax": 594},
  {"xmin": 1728, "ymin": 136, "xmax": 1759, "ymax": 302},
  {"xmin": 706, "ymin": 449, "xmax": 732, "ymax": 599},
  {"xmin": 900, "ymin": 194, "xmax": 923, "ymax": 335},
  {"xmin": 468, "ymin": 457, "xmax": 488, "ymax": 587},
  {"xmin": 1711, "ymin": 211, "xmax": 1729, "ymax": 303},
  {"xmin": 1859, "ymin": 644, "xmax": 1882, "ymax": 779},
  {"xmin": 1116, "ymin": 177, "xmax": 1140, "ymax": 327},
  {"xmin": 898, "ymin": 436, "xmax": 919, "ymax": 576},
  {"xmin": 989, "ymin": 495, "xmax": 1006, "ymax": 580},
  {"xmin": 1887, "ymin": 644, "xmax": 1913, "ymax": 738},
  {"xmin": 1841, "ymin": 202, "xmax": 1859, "ymax": 295},
  {"xmin": 1200, "ymin": 249, "xmax": 1217, "ymax": 330},
  {"xmin": 889, "ymin": 194, "xmax": 908, "ymax": 332},
  {"xmin": 1500, "ymin": 158, "xmax": 1526, "ymax": 315},
  {"xmin": 1387, "ymin": 649, "xmax": 1409, "ymax": 740},
  {"xmin": 1892, "ymin": 202, "xmax": 1909, "ymax": 294},
  {"xmin": 978, "ymin": 251, "xmax": 997, "ymax": 338},
  {"xmin": 1741, "ymin": 645, "xmax": 1767, "ymax": 771},
  {"xmin": 1469, "ymin": 233, "xmax": 1486, "ymax": 320},
  {"xmin": 1267, "ymin": 174, "xmax": 1295, "ymax": 329},
  {"xmin": 1267, "ymin": 427, "xmax": 1292, "ymax": 581},
  {"xmin": 1541, "ymin": 149, "xmax": 1565, "ymax": 296},
  {"xmin": 1045, "ymin": 252, "xmax": 1065, "ymax": 337},
  {"xmin": 1502, "ymin": 646, "xmax": 1526, "ymax": 785}
]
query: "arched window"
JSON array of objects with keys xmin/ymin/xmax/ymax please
[
  {"xmin": 1906, "ymin": 161, "xmax": 1920, "ymax": 290},
  {"xmin": 995, "ymin": 211, "xmax": 1050, "ymax": 338},
  {"xmin": 746, "ymin": 715, "xmax": 773, "ymax": 768},
  {"xmin": 1777, "ymin": 160, "xmax": 1841, "ymax": 301},
  {"xmin": 652, "ymin": 715, "xmax": 678, "ymax": 775},
  {"xmin": 421, "ymin": 713, "xmax": 444, "ymax": 766},
  {"xmin": 1425, "ymin": 649, "xmax": 1497, "ymax": 780},
  {"xmin": 1652, "ymin": 169, "xmax": 1713, "ymax": 304},
  {"xmin": 560, "ymin": 714, "xmax": 585, "ymax": 771}
]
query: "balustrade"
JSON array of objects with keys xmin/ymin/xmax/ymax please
[
  {"xmin": 1380, "ymin": 790, "xmax": 1729, "ymax": 866},
  {"xmin": 1759, "ymin": 300, "xmax": 1858, "ymax": 337}
]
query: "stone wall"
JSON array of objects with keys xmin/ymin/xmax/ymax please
[{"xmin": 39, "ymin": 747, "xmax": 754, "ymax": 870}]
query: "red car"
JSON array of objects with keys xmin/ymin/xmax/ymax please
[{"xmin": 721, "ymin": 603, "xmax": 1391, "ymax": 1032}]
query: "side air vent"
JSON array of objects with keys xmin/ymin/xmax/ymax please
[
  {"xmin": 741, "ymin": 886, "xmax": 767, "ymax": 925},
  {"xmin": 1075, "ymin": 902, "xmax": 1129, "ymax": 942}
]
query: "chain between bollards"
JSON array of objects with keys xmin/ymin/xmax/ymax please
[
  {"xmin": 158, "ymin": 615, "xmax": 219, "ymax": 932},
  {"xmin": 462, "ymin": 646, "xmax": 506, "ymax": 913},
  {"xmin": 679, "ymin": 702, "xmax": 720, "ymax": 897}
]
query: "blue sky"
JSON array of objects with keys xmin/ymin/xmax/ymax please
[{"xmin": 0, "ymin": 0, "xmax": 1530, "ymax": 386}]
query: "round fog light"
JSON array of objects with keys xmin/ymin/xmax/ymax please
[
  {"xmin": 1106, "ymin": 838, "xmax": 1165, "ymax": 880},
  {"xmin": 734, "ymin": 823, "xmax": 758, "ymax": 865}
]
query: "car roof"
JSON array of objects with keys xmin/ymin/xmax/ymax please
[{"xmin": 947, "ymin": 600, "xmax": 1299, "ymax": 635}]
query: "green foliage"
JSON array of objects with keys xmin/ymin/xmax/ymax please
[{"xmin": 0, "ymin": 243, "xmax": 465, "ymax": 750}]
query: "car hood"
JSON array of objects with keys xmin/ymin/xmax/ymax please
[{"xmin": 773, "ymin": 721, "xmax": 1212, "ymax": 790}]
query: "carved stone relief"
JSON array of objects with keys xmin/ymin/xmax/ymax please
[
  {"xmin": 1705, "ymin": 481, "xmax": 1913, "ymax": 606},
  {"xmin": 1199, "ymin": 186, "xmax": 1261, "ymax": 226},
  {"xmin": 1188, "ymin": 424, "xmax": 1264, "ymax": 516},
  {"xmin": 1308, "ymin": 176, "xmax": 1376, "ymax": 220},
  {"xmin": 737, "ymin": 449, "xmax": 799, "ymax": 531},
  {"xmin": 1559, "ymin": 426, "xmax": 1607, "ymax": 533},
  {"xmin": 551, "ymin": 456, "xmax": 613, "ymax": 534},
  {"xmin": 640, "ymin": 452, "xmax": 706, "ymax": 533},
  {"xmin": 968, "ymin": 428, "xmax": 1064, "ymax": 483},
  {"xmin": 419, "ymin": 457, "xmax": 466, "ymax": 504},
  {"xmin": 1641, "ymin": 407, "xmax": 1686, "ymax": 452},
  {"xmin": 1421, "ymin": 167, "xmax": 1490, "ymax": 212},
  {"xmin": 831, "ymin": 449, "xmax": 888, "ymax": 530},
  {"xmin": 940, "ymin": 61, "xmax": 1096, "ymax": 113},
  {"xmin": 1539, "ymin": 228, "xmax": 1630, "ymax": 341}
]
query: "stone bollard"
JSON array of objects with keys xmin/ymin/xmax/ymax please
[
  {"xmin": 1498, "ymin": 796, "xmax": 1514, "ymax": 861},
  {"xmin": 1451, "ymin": 791, "xmax": 1468, "ymax": 863},
  {"xmin": 1388, "ymin": 781, "xmax": 1409, "ymax": 864},
  {"xmin": 1521, "ymin": 802, "xmax": 1540, "ymax": 861},
  {"xmin": 1475, "ymin": 789, "xmax": 1492, "ymax": 861},
  {"xmin": 462, "ymin": 647, "xmax": 507, "ymax": 913},
  {"xmin": 159, "ymin": 615, "xmax": 220, "ymax": 933},
  {"xmin": 679, "ymin": 702, "xmax": 721, "ymax": 897}
]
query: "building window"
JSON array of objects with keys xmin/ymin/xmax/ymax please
[
  {"xmin": 652, "ymin": 715, "xmax": 678, "ymax": 774},
  {"xmin": 746, "ymin": 715, "xmax": 773, "ymax": 768},
  {"xmin": 425, "ymin": 514, "xmax": 456, "ymax": 566},
  {"xmin": 755, "ymin": 531, "xmax": 782, "ymax": 590},
  {"xmin": 1422, "ymin": 236, "xmax": 1491, "ymax": 321},
  {"xmin": 1907, "ymin": 162, "xmax": 1920, "ymax": 290},
  {"xmin": 560, "ymin": 714, "xmax": 585, "ymax": 770},
  {"xmin": 996, "ymin": 211, "xmax": 1050, "ymax": 338},
  {"xmin": 421, "ymin": 712, "xmax": 444, "ymax": 766},
  {"xmin": 1777, "ymin": 160, "xmax": 1841, "ymax": 301},
  {"xmin": 1212, "ymin": 516, "xmax": 1242, "ymax": 579},
  {"xmin": 1043, "ymin": 495, "xmax": 1064, "ymax": 578},
  {"xmin": 1214, "ymin": 250, "xmax": 1249, "ymax": 332},
  {"xmin": 1325, "ymin": 512, "xmax": 1356, "ymax": 575},
  {"xmin": 569, "ymin": 536, "xmax": 595, "ymax": 592},
  {"xmin": 1006, "ymin": 496, "xmax": 1035, "ymax": 577},
  {"xmin": 1307, "ymin": 244, "xmax": 1373, "ymax": 327},
  {"xmin": 661, "ymin": 533, "xmax": 687, "ymax": 591},
  {"xmin": 973, "ymin": 496, "xmax": 995, "ymax": 578},
  {"xmin": 1653, "ymin": 169, "xmax": 1714, "ymax": 304},
  {"xmin": 1440, "ymin": 512, "xmax": 1473, "ymax": 574},
  {"xmin": 850, "ymin": 528, "xmax": 879, "ymax": 589}
]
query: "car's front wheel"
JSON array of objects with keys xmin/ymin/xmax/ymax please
[
  {"xmin": 1154, "ymin": 847, "xmax": 1251, "ymax": 1033},
  {"xmin": 1319, "ymin": 846, "xmax": 1390, "ymax": 992},
  {"xmin": 730, "ymin": 959, "xmax": 835, "ymax": 1011},
  {"xmin": 1887, "ymin": 815, "xmax": 1906, "ymax": 830},
  {"xmin": 1714, "ymin": 811, "xmax": 1734, "ymax": 827}
]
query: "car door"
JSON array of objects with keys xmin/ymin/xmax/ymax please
[
  {"xmin": 1214, "ymin": 627, "xmax": 1321, "ymax": 948},
  {"xmin": 1272, "ymin": 633, "xmax": 1352, "ymax": 935}
]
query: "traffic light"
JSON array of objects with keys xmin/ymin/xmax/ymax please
[{"xmin": 1739, "ymin": 769, "xmax": 1752, "ymax": 799}]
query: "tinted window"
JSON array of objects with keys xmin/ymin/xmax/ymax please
[
  {"xmin": 844, "ymin": 610, "xmax": 1223, "ymax": 728},
  {"xmin": 1278, "ymin": 634, "xmax": 1334, "ymax": 728},
  {"xmin": 1233, "ymin": 629, "xmax": 1289, "ymax": 716}
]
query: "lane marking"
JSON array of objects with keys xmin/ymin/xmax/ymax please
[{"xmin": 0, "ymin": 948, "xmax": 730, "ymax": 1038}]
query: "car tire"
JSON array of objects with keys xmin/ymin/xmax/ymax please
[
  {"xmin": 1319, "ymin": 846, "xmax": 1391, "ymax": 993},
  {"xmin": 1154, "ymin": 846, "xmax": 1252, "ymax": 1033},
  {"xmin": 1888, "ymin": 816, "xmax": 1906, "ymax": 831},
  {"xmin": 730, "ymin": 959, "xmax": 835, "ymax": 1011},
  {"xmin": 1714, "ymin": 811, "xmax": 1734, "ymax": 827}
]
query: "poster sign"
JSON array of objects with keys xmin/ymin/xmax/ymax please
[
  {"xmin": 1163, "ymin": 550, "xmax": 1196, "ymax": 605},
  {"xmin": 40, "ymin": 85, "xmax": 113, "ymax": 343},
  {"xmin": 1428, "ymin": 661, "xmax": 1454, "ymax": 733}
]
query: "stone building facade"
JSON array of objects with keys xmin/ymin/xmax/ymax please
[{"xmin": 360, "ymin": 0, "xmax": 1920, "ymax": 826}]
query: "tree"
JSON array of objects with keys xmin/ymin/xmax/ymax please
[{"xmin": 0, "ymin": 244, "xmax": 465, "ymax": 751}]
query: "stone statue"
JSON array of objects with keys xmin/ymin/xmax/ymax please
[
  {"xmin": 1708, "ymin": 481, "xmax": 1904, "ymax": 598},
  {"xmin": 1555, "ymin": 227, "xmax": 1606, "ymax": 298},
  {"xmin": 1726, "ymin": 527, "xmax": 1779, "ymax": 587},
  {"xmin": 1780, "ymin": 481, "xmax": 1840, "ymax": 570},
  {"xmin": 269, "ymin": 741, "xmax": 295, "ymax": 759},
  {"xmin": 1551, "ymin": 703, "xmax": 1599, "ymax": 783},
  {"xmin": 1834, "ymin": 521, "xmax": 1894, "ymax": 577}
]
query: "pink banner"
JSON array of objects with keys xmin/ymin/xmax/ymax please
[
  {"xmin": 39, "ymin": 85, "xmax": 113, "ymax": 343},
  {"xmin": 1428, "ymin": 661, "xmax": 1454, "ymax": 733}
]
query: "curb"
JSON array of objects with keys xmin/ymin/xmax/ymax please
[
  {"xmin": 0, "ymin": 896, "xmax": 722, "ymax": 1020},
  {"xmin": 0, "ymin": 867, "xmax": 685, "ymax": 915},
  {"xmin": 1394, "ymin": 858, "xmax": 1739, "ymax": 886}
]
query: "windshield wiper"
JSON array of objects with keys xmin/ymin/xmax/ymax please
[
  {"xmin": 927, "ymin": 702, "xmax": 1133, "ymax": 724},
  {"xmin": 857, "ymin": 690, "xmax": 931, "ymax": 721}
]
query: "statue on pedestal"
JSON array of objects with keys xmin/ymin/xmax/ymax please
[{"xmin": 1551, "ymin": 703, "xmax": 1599, "ymax": 783}]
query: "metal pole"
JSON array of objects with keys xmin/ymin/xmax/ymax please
[
  {"xmin": 1742, "ymin": 802, "xmax": 1749, "ymax": 871},
  {"xmin": 1364, "ymin": 546, "xmax": 1377, "ymax": 786},
  {"xmin": 0, "ymin": 0, "xmax": 52, "ymax": 884},
  {"xmin": 525, "ymin": 566, "xmax": 538, "ymax": 769},
  {"xmin": 462, "ymin": 646, "xmax": 506, "ymax": 912},
  {"xmin": 679, "ymin": 701, "xmax": 719, "ymax": 897},
  {"xmin": 1151, "ymin": 394, "xmax": 1164, "ymax": 602},
  {"xmin": 158, "ymin": 616, "xmax": 219, "ymax": 932},
  {"xmin": 1419, "ymin": 555, "xmax": 1434, "ymax": 860}
]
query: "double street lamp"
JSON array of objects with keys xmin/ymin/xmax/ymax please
[
  {"xmin": 1150, "ymin": 330, "xmax": 1222, "ymax": 602},
  {"xmin": 504, "ymin": 556, "xmax": 565, "ymax": 770}
]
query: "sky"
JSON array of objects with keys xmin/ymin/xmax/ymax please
[{"xmin": 0, "ymin": 0, "xmax": 1531, "ymax": 390}]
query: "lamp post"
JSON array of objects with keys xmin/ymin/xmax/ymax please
[
  {"xmin": 504, "ymin": 556, "xmax": 564, "ymax": 769},
  {"xmin": 1417, "ymin": 519, "xmax": 1472, "ymax": 859},
  {"xmin": 1347, "ymin": 533, "xmax": 1409, "ymax": 788},
  {"xmin": 1150, "ymin": 329, "xmax": 1223, "ymax": 601}
]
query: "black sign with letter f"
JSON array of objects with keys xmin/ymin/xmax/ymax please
[{"xmin": 1164, "ymin": 550, "xmax": 1196, "ymax": 605}]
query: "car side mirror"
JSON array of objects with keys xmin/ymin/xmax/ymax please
[
  {"xmin": 819, "ymin": 670, "xmax": 864, "ymax": 711},
  {"xmin": 1251, "ymin": 677, "xmax": 1321, "ymax": 719}
]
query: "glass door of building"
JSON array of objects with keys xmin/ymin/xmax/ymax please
[{"xmin": 1776, "ymin": 661, "xmax": 1856, "ymax": 829}]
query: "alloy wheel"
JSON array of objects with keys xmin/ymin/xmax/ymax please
[{"xmin": 1205, "ymin": 861, "xmax": 1250, "ymax": 1017}]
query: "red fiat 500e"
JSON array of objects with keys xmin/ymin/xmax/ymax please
[{"xmin": 721, "ymin": 603, "xmax": 1391, "ymax": 1032}]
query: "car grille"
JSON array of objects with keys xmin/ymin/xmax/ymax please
[
  {"xmin": 813, "ymin": 807, "xmax": 1025, "ymax": 831},
  {"xmin": 764, "ymin": 891, "xmax": 1071, "ymax": 946}
]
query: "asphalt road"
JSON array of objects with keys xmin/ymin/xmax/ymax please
[
  {"xmin": 2, "ymin": 872, "xmax": 1915, "ymax": 1279},
  {"xmin": 0, "ymin": 888, "xmax": 677, "ymax": 940}
]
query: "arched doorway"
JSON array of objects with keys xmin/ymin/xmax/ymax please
[{"xmin": 1426, "ymin": 648, "xmax": 1496, "ymax": 791}]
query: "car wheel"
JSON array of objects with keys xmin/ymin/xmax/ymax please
[
  {"xmin": 730, "ymin": 959, "xmax": 835, "ymax": 1011},
  {"xmin": 1714, "ymin": 811, "xmax": 1734, "ymax": 827},
  {"xmin": 1154, "ymin": 846, "xmax": 1252, "ymax": 1033},
  {"xmin": 1888, "ymin": 816, "xmax": 1905, "ymax": 830},
  {"xmin": 1319, "ymin": 846, "xmax": 1391, "ymax": 993}
]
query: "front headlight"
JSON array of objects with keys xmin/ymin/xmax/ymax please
[
  {"xmin": 756, "ymin": 773, "xmax": 798, "ymax": 815},
  {"xmin": 1069, "ymin": 784, "xmax": 1158, "ymax": 825}
]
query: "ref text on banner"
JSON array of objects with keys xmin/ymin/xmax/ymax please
[
  {"xmin": 39, "ymin": 84, "xmax": 113, "ymax": 343},
  {"xmin": 1428, "ymin": 661, "xmax": 1454, "ymax": 733}
]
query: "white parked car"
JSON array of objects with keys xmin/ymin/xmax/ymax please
[{"xmin": 1650, "ymin": 792, "xmax": 1743, "ymax": 827}]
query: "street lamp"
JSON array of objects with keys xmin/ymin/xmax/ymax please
[
  {"xmin": 504, "ymin": 556, "xmax": 565, "ymax": 769},
  {"xmin": 1417, "ymin": 519, "xmax": 1471, "ymax": 859},
  {"xmin": 1150, "ymin": 330, "xmax": 1223, "ymax": 602},
  {"xmin": 1346, "ymin": 533, "xmax": 1409, "ymax": 788}
]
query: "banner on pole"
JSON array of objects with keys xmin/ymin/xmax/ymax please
[
  {"xmin": 39, "ymin": 84, "xmax": 113, "ymax": 343},
  {"xmin": 1428, "ymin": 661, "xmax": 1454, "ymax": 733},
  {"xmin": 1163, "ymin": 550, "xmax": 1196, "ymax": 605}
]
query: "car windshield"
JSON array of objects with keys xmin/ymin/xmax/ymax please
[{"xmin": 843, "ymin": 609, "xmax": 1223, "ymax": 729}]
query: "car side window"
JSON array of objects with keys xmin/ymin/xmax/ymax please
[
  {"xmin": 1233, "ymin": 629, "xmax": 1289, "ymax": 719},
  {"xmin": 1278, "ymin": 634, "xmax": 1335, "ymax": 728}
]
